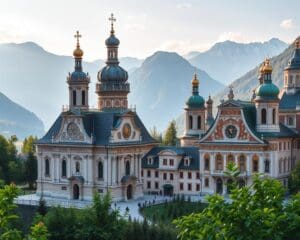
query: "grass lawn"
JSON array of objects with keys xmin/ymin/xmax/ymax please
[{"xmin": 140, "ymin": 197, "xmax": 207, "ymax": 225}]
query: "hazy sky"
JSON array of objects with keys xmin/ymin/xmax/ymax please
[{"xmin": 0, "ymin": 0, "xmax": 299, "ymax": 60}]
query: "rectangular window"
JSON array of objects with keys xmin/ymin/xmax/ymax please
[
  {"xmin": 188, "ymin": 183, "xmax": 192, "ymax": 191},
  {"xmin": 184, "ymin": 159, "xmax": 189, "ymax": 166},
  {"xmin": 163, "ymin": 159, "xmax": 167, "ymax": 165},
  {"xmin": 179, "ymin": 171, "xmax": 183, "ymax": 178},
  {"xmin": 147, "ymin": 181, "xmax": 151, "ymax": 189},
  {"xmin": 61, "ymin": 186, "xmax": 67, "ymax": 190},
  {"xmin": 170, "ymin": 173, "xmax": 174, "ymax": 180},
  {"xmin": 155, "ymin": 182, "xmax": 159, "ymax": 189},
  {"xmin": 196, "ymin": 172, "xmax": 200, "ymax": 179},
  {"xmin": 196, "ymin": 184, "xmax": 200, "ymax": 191},
  {"xmin": 147, "ymin": 170, "xmax": 151, "ymax": 177},
  {"xmin": 205, "ymin": 178, "xmax": 209, "ymax": 187},
  {"xmin": 169, "ymin": 159, "xmax": 174, "ymax": 166},
  {"xmin": 180, "ymin": 182, "xmax": 184, "ymax": 190},
  {"xmin": 141, "ymin": 170, "xmax": 144, "ymax": 177},
  {"xmin": 188, "ymin": 172, "xmax": 192, "ymax": 179},
  {"xmin": 155, "ymin": 170, "xmax": 159, "ymax": 178},
  {"xmin": 163, "ymin": 173, "xmax": 167, "ymax": 180}
]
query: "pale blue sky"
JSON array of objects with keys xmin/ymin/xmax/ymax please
[{"xmin": 0, "ymin": 0, "xmax": 299, "ymax": 60}]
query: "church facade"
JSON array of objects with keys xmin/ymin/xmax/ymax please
[
  {"xmin": 36, "ymin": 15, "xmax": 300, "ymax": 201},
  {"xmin": 36, "ymin": 16, "xmax": 157, "ymax": 201}
]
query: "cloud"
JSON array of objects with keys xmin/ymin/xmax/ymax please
[
  {"xmin": 176, "ymin": 3, "xmax": 192, "ymax": 9},
  {"xmin": 217, "ymin": 32, "xmax": 248, "ymax": 43},
  {"xmin": 124, "ymin": 14, "xmax": 147, "ymax": 31},
  {"xmin": 280, "ymin": 19, "xmax": 294, "ymax": 29}
]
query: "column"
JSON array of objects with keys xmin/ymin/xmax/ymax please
[
  {"xmin": 52, "ymin": 157, "xmax": 55, "ymax": 182},
  {"xmin": 112, "ymin": 156, "xmax": 116, "ymax": 184},
  {"xmin": 223, "ymin": 153, "xmax": 226, "ymax": 171},
  {"xmin": 84, "ymin": 157, "xmax": 88, "ymax": 184},
  {"xmin": 68, "ymin": 157, "xmax": 71, "ymax": 177},
  {"xmin": 55, "ymin": 157, "xmax": 59, "ymax": 182},
  {"xmin": 210, "ymin": 153, "xmax": 214, "ymax": 172},
  {"xmin": 116, "ymin": 156, "xmax": 119, "ymax": 183},
  {"xmin": 259, "ymin": 154, "xmax": 264, "ymax": 173},
  {"xmin": 88, "ymin": 156, "xmax": 93, "ymax": 184},
  {"xmin": 246, "ymin": 155, "xmax": 251, "ymax": 176}
]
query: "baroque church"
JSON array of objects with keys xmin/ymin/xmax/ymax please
[{"xmin": 37, "ymin": 15, "xmax": 300, "ymax": 201}]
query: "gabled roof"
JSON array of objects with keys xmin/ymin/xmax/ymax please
[
  {"xmin": 37, "ymin": 109, "xmax": 156, "ymax": 146},
  {"xmin": 142, "ymin": 146, "xmax": 199, "ymax": 170}
]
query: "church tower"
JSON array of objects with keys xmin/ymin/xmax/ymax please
[
  {"xmin": 67, "ymin": 31, "xmax": 90, "ymax": 111},
  {"xmin": 96, "ymin": 14, "xmax": 130, "ymax": 110},
  {"xmin": 184, "ymin": 73, "xmax": 206, "ymax": 137},
  {"xmin": 283, "ymin": 39, "xmax": 300, "ymax": 95},
  {"xmin": 254, "ymin": 59, "xmax": 280, "ymax": 132}
]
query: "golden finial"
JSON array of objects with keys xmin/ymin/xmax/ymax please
[
  {"xmin": 259, "ymin": 61, "xmax": 265, "ymax": 73},
  {"xmin": 73, "ymin": 30, "xmax": 83, "ymax": 58},
  {"xmin": 192, "ymin": 72, "xmax": 199, "ymax": 86},
  {"xmin": 109, "ymin": 13, "xmax": 116, "ymax": 34},
  {"xmin": 295, "ymin": 39, "xmax": 300, "ymax": 49},
  {"xmin": 262, "ymin": 58, "xmax": 272, "ymax": 73}
]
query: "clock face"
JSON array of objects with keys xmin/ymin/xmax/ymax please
[
  {"xmin": 122, "ymin": 123, "xmax": 131, "ymax": 139},
  {"xmin": 225, "ymin": 125, "xmax": 238, "ymax": 139}
]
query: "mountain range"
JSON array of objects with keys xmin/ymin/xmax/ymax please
[
  {"xmin": 212, "ymin": 40, "xmax": 297, "ymax": 109},
  {"xmin": 187, "ymin": 38, "xmax": 288, "ymax": 84},
  {"xmin": 0, "ymin": 38, "xmax": 289, "ymax": 138}
]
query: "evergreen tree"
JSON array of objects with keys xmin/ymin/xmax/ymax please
[
  {"xmin": 25, "ymin": 151, "xmax": 37, "ymax": 189},
  {"xmin": 163, "ymin": 120, "xmax": 177, "ymax": 146},
  {"xmin": 288, "ymin": 161, "xmax": 300, "ymax": 194}
]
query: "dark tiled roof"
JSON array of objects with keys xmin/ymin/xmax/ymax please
[
  {"xmin": 142, "ymin": 146, "xmax": 199, "ymax": 170},
  {"xmin": 37, "ymin": 109, "xmax": 156, "ymax": 146},
  {"xmin": 279, "ymin": 91, "xmax": 300, "ymax": 110}
]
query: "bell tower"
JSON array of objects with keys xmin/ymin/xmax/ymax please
[
  {"xmin": 254, "ymin": 59, "xmax": 280, "ymax": 132},
  {"xmin": 96, "ymin": 13, "xmax": 130, "ymax": 111},
  {"xmin": 67, "ymin": 31, "xmax": 90, "ymax": 111}
]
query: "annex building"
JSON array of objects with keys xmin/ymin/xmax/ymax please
[{"xmin": 36, "ymin": 15, "xmax": 300, "ymax": 201}]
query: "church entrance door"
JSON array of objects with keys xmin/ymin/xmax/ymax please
[
  {"xmin": 216, "ymin": 178, "xmax": 223, "ymax": 194},
  {"xmin": 127, "ymin": 184, "xmax": 133, "ymax": 200},
  {"xmin": 73, "ymin": 184, "xmax": 80, "ymax": 199}
]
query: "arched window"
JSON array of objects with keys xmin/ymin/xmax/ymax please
[
  {"xmin": 98, "ymin": 162, "xmax": 103, "ymax": 179},
  {"xmin": 189, "ymin": 115, "xmax": 193, "ymax": 129},
  {"xmin": 264, "ymin": 159, "xmax": 270, "ymax": 173},
  {"xmin": 72, "ymin": 90, "xmax": 77, "ymax": 106},
  {"xmin": 227, "ymin": 154, "xmax": 234, "ymax": 166},
  {"xmin": 239, "ymin": 155, "xmax": 246, "ymax": 172},
  {"xmin": 252, "ymin": 155, "xmax": 259, "ymax": 172},
  {"xmin": 75, "ymin": 162, "xmax": 80, "ymax": 173},
  {"xmin": 261, "ymin": 109, "xmax": 267, "ymax": 124},
  {"xmin": 197, "ymin": 116, "xmax": 201, "ymax": 129},
  {"xmin": 215, "ymin": 154, "xmax": 223, "ymax": 171},
  {"xmin": 288, "ymin": 116, "xmax": 294, "ymax": 126},
  {"xmin": 82, "ymin": 90, "xmax": 85, "ymax": 105},
  {"xmin": 45, "ymin": 158, "xmax": 50, "ymax": 176},
  {"xmin": 125, "ymin": 161, "xmax": 130, "ymax": 175},
  {"xmin": 62, "ymin": 159, "xmax": 67, "ymax": 177},
  {"xmin": 272, "ymin": 109, "xmax": 276, "ymax": 124},
  {"xmin": 204, "ymin": 154, "xmax": 210, "ymax": 171}
]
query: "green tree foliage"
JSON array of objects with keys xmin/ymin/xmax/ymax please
[
  {"xmin": 0, "ymin": 135, "xmax": 10, "ymax": 182},
  {"xmin": 0, "ymin": 184, "xmax": 48, "ymax": 240},
  {"xmin": 288, "ymin": 161, "xmax": 300, "ymax": 194},
  {"xmin": 174, "ymin": 175, "xmax": 300, "ymax": 240},
  {"xmin": 22, "ymin": 136, "xmax": 37, "ymax": 155},
  {"xmin": 163, "ymin": 120, "xmax": 177, "ymax": 146},
  {"xmin": 24, "ymin": 152, "xmax": 37, "ymax": 189}
]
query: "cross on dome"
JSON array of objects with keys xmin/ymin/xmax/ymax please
[
  {"xmin": 109, "ymin": 13, "xmax": 116, "ymax": 33},
  {"xmin": 74, "ymin": 31, "xmax": 82, "ymax": 47}
]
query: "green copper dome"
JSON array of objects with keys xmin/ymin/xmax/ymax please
[
  {"xmin": 186, "ymin": 95, "xmax": 205, "ymax": 108},
  {"xmin": 255, "ymin": 83, "xmax": 279, "ymax": 99}
]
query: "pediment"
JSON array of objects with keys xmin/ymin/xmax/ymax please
[
  {"xmin": 110, "ymin": 116, "xmax": 141, "ymax": 143},
  {"xmin": 53, "ymin": 116, "xmax": 92, "ymax": 144},
  {"xmin": 220, "ymin": 101, "xmax": 241, "ymax": 108}
]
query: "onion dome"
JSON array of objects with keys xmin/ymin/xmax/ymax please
[
  {"xmin": 98, "ymin": 13, "xmax": 128, "ymax": 83},
  {"xmin": 73, "ymin": 31, "xmax": 84, "ymax": 58},
  {"xmin": 69, "ymin": 31, "xmax": 88, "ymax": 82},
  {"xmin": 285, "ymin": 38, "xmax": 300, "ymax": 70},
  {"xmin": 255, "ymin": 58, "xmax": 279, "ymax": 100},
  {"xmin": 98, "ymin": 65, "xmax": 128, "ymax": 82},
  {"xmin": 186, "ymin": 73, "xmax": 205, "ymax": 108}
]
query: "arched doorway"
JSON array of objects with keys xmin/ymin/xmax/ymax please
[
  {"xmin": 216, "ymin": 178, "xmax": 223, "ymax": 194},
  {"xmin": 127, "ymin": 184, "xmax": 133, "ymax": 200},
  {"xmin": 73, "ymin": 184, "xmax": 79, "ymax": 200},
  {"xmin": 163, "ymin": 184, "xmax": 174, "ymax": 196}
]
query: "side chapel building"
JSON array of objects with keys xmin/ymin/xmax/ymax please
[{"xmin": 36, "ymin": 15, "xmax": 300, "ymax": 200}]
